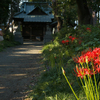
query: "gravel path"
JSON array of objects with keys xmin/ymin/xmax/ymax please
[{"xmin": 0, "ymin": 41, "xmax": 44, "ymax": 100}]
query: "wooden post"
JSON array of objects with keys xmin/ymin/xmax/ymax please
[
  {"xmin": 30, "ymin": 26, "xmax": 32, "ymax": 40},
  {"xmin": 92, "ymin": 11, "xmax": 97, "ymax": 26}
]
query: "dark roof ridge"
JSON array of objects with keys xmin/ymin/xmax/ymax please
[
  {"xmin": 22, "ymin": 2, "xmax": 51, "ymax": 4},
  {"xmin": 14, "ymin": 11, "xmax": 24, "ymax": 16},
  {"xmin": 27, "ymin": 6, "xmax": 48, "ymax": 15}
]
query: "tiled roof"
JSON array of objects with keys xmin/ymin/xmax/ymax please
[
  {"xmin": 14, "ymin": 12, "xmax": 54, "ymax": 22},
  {"xmin": 14, "ymin": 2, "xmax": 54, "ymax": 22},
  {"xmin": 24, "ymin": 15, "xmax": 52, "ymax": 22},
  {"xmin": 20, "ymin": 2, "xmax": 52, "ymax": 14}
]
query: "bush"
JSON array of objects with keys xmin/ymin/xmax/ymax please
[
  {"xmin": 0, "ymin": 40, "xmax": 21, "ymax": 51},
  {"xmin": 28, "ymin": 66, "xmax": 82, "ymax": 100},
  {"xmin": 28, "ymin": 24, "xmax": 100, "ymax": 100},
  {"xmin": 3, "ymin": 30, "xmax": 14, "ymax": 41}
]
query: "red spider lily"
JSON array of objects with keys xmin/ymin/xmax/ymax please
[
  {"xmin": 84, "ymin": 68, "xmax": 94, "ymax": 76},
  {"xmin": 62, "ymin": 40, "xmax": 66, "ymax": 44},
  {"xmin": 74, "ymin": 66, "xmax": 94, "ymax": 79},
  {"xmin": 65, "ymin": 40, "xmax": 69, "ymax": 42},
  {"xmin": 95, "ymin": 65, "xmax": 100, "ymax": 73},
  {"xmin": 71, "ymin": 37, "xmax": 76, "ymax": 42},
  {"xmin": 86, "ymin": 27, "xmax": 91, "ymax": 32},
  {"xmin": 92, "ymin": 48, "xmax": 100, "ymax": 57},
  {"xmin": 84, "ymin": 51, "xmax": 95, "ymax": 62},
  {"xmin": 73, "ymin": 47, "xmax": 100, "ymax": 79},
  {"xmin": 69, "ymin": 36, "xmax": 76, "ymax": 42},
  {"xmin": 65, "ymin": 40, "xmax": 69, "ymax": 45},
  {"xmin": 94, "ymin": 58, "xmax": 100, "ymax": 65},
  {"xmin": 72, "ymin": 57, "xmax": 79, "ymax": 63},
  {"xmin": 77, "ymin": 52, "xmax": 94, "ymax": 64},
  {"xmin": 74, "ymin": 48, "xmax": 99, "ymax": 64},
  {"xmin": 74, "ymin": 66, "xmax": 86, "ymax": 79},
  {"xmin": 81, "ymin": 48, "xmax": 92, "ymax": 55},
  {"xmin": 78, "ymin": 55, "xmax": 86, "ymax": 64},
  {"xmin": 86, "ymin": 27, "xmax": 91, "ymax": 30},
  {"xmin": 81, "ymin": 50, "xmax": 86, "ymax": 55},
  {"xmin": 61, "ymin": 40, "xmax": 69, "ymax": 44},
  {"xmin": 69, "ymin": 36, "xmax": 73, "ymax": 39}
]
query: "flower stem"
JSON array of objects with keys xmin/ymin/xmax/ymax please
[{"xmin": 62, "ymin": 67, "xmax": 79, "ymax": 100}]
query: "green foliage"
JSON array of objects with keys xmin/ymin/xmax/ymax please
[
  {"xmin": 29, "ymin": 66, "xmax": 82, "ymax": 100},
  {"xmin": 26, "ymin": 0, "xmax": 100, "ymax": 99},
  {"xmin": 3, "ymin": 40, "xmax": 20, "ymax": 47},
  {"xmin": 75, "ymin": 25, "xmax": 100, "ymax": 52},
  {"xmin": 3, "ymin": 30, "xmax": 14, "ymax": 41},
  {"xmin": 0, "ymin": 0, "xmax": 11, "ymax": 24},
  {"xmin": 87, "ymin": 0, "xmax": 100, "ymax": 12},
  {"xmin": 62, "ymin": 1, "xmax": 77, "ymax": 26},
  {"xmin": 53, "ymin": 24, "xmax": 100, "ymax": 56},
  {"xmin": 28, "ymin": 23, "xmax": 100, "ymax": 99},
  {"xmin": 0, "ymin": 40, "xmax": 21, "ymax": 52},
  {"xmin": 53, "ymin": 27, "xmax": 77, "ymax": 40},
  {"xmin": 42, "ymin": 24, "xmax": 100, "ymax": 73}
]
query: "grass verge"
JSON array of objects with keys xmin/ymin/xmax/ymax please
[{"xmin": 0, "ymin": 40, "xmax": 21, "ymax": 52}]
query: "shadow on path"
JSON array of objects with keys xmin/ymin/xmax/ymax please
[{"xmin": 0, "ymin": 42, "xmax": 44, "ymax": 100}]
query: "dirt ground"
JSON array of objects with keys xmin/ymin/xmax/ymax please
[{"xmin": 0, "ymin": 41, "xmax": 44, "ymax": 100}]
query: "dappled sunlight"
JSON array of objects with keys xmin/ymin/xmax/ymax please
[
  {"xmin": 35, "ymin": 46, "xmax": 43, "ymax": 47},
  {"xmin": 0, "ymin": 87, "xmax": 7, "ymax": 94},
  {"xmin": 0, "ymin": 41, "xmax": 44, "ymax": 100},
  {"xmin": 0, "ymin": 73, "xmax": 27, "ymax": 79},
  {"xmin": 24, "ymin": 67, "xmax": 42, "ymax": 70},
  {"xmin": 8, "ymin": 46, "xmax": 42, "ymax": 55},
  {"xmin": 0, "ymin": 91, "xmax": 4, "ymax": 94},
  {"xmin": 13, "ymin": 50, "xmax": 42, "ymax": 54},
  {"xmin": 23, "ymin": 42, "xmax": 43, "ymax": 45},
  {"xmin": 8, "ymin": 74, "xmax": 27, "ymax": 77},
  {"xmin": 0, "ymin": 87, "xmax": 6, "ymax": 89}
]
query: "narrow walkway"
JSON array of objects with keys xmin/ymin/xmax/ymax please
[{"xmin": 0, "ymin": 42, "xmax": 44, "ymax": 100}]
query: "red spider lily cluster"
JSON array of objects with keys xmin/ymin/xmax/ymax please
[
  {"xmin": 69, "ymin": 36, "xmax": 76, "ymax": 42},
  {"xmin": 74, "ymin": 66, "xmax": 94, "ymax": 79},
  {"xmin": 73, "ymin": 47, "xmax": 100, "ymax": 79},
  {"xmin": 61, "ymin": 36, "xmax": 82, "ymax": 45},
  {"xmin": 61, "ymin": 36, "xmax": 76, "ymax": 45},
  {"xmin": 61, "ymin": 40, "xmax": 69, "ymax": 44},
  {"xmin": 86, "ymin": 27, "xmax": 91, "ymax": 32}
]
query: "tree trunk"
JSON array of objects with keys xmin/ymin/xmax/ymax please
[
  {"xmin": 5, "ymin": 3, "xmax": 14, "ymax": 32},
  {"xmin": 5, "ymin": 0, "xmax": 20, "ymax": 32},
  {"xmin": 56, "ymin": 17, "xmax": 62, "ymax": 31},
  {"xmin": 52, "ymin": 0, "xmax": 62, "ymax": 31},
  {"xmin": 76, "ymin": 0, "xmax": 93, "ymax": 25}
]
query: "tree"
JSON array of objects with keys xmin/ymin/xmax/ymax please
[
  {"xmin": 28, "ymin": 0, "xmax": 100, "ymax": 29},
  {"xmin": 0, "ymin": 0, "xmax": 21, "ymax": 32},
  {"xmin": 76, "ymin": 0, "xmax": 93, "ymax": 25},
  {"xmin": 76, "ymin": 0, "xmax": 100, "ymax": 25},
  {"xmin": 51, "ymin": 0, "xmax": 63, "ymax": 31},
  {"xmin": 0, "ymin": 0, "xmax": 11, "ymax": 25},
  {"xmin": 5, "ymin": 0, "xmax": 21, "ymax": 31},
  {"xmin": 51, "ymin": 0, "xmax": 100, "ymax": 26},
  {"xmin": 28, "ymin": 0, "xmax": 63, "ymax": 31}
]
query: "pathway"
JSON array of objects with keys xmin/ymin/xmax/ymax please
[{"xmin": 0, "ymin": 41, "xmax": 44, "ymax": 100}]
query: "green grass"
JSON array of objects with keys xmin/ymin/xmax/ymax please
[{"xmin": 0, "ymin": 40, "xmax": 21, "ymax": 52}]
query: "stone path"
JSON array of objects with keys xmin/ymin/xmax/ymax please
[{"xmin": 0, "ymin": 41, "xmax": 44, "ymax": 100}]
